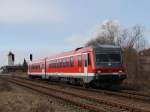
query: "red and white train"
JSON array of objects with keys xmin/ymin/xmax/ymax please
[{"xmin": 28, "ymin": 45, "xmax": 126, "ymax": 88}]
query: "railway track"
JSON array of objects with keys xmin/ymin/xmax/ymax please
[
  {"xmin": 1, "ymin": 76, "xmax": 150, "ymax": 112},
  {"xmin": 19, "ymin": 76, "xmax": 150, "ymax": 102}
]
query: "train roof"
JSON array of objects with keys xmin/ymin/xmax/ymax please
[
  {"xmin": 90, "ymin": 45, "xmax": 121, "ymax": 49},
  {"xmin": 46, "ymin": 47, "xmax": 93, "ymax": 61},
  {"xmin": 29, "ymin": 45, "xmax": 121, "ymax": 64}
]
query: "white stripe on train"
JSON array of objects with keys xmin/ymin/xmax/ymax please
[{"xmin": 28, "ymin": 72, "xmax": 95, "ymax": 76}]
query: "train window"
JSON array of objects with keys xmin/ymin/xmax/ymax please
[
  {"xmin": 57, "ymin": 60, "xmax": 59, "ymax": 68},
  {"xmin": 53, "ymin": 63, "xmax": 55, "ymax": 68},
  {"xmin": 63, "ymin": 58, "xmax": 65, "ymax": 67},
  {"xmin": 54, "ymin": 60, "xmax": 57, "ymax": 68},
  {"xmin": 69, "ymin": 58, "xmax": 71, "ymax": 67},
  {"xmin": 59, "ymin": 59, "xmax": 61, "ymax": 68},
  {"xmin": 84, "ymin": 54, "xmax": 87, "ymax": 67},
  {"xmin": 65, "ymin": 58, "xmax": 68, "ymax": 67},
  {"xmin": 70, "ymin": 56, "xmax": 74, "ymax": 67},
  {"xmin": 54, "ymin": 63, "xmax": 56, "ymax": 68},
  {"xmin": 55, "ymin": 62, "xmax": 56, "ymax": 68},
  {"xmin": 95, "ymin": 53, "xmax": 121, "ymax": 62},
  {"xmin": 55, "ymin": 60, "xmax": 57, "ymax": 68},
  {"xmin": 61, "ymin": 59, "xmax": 63, "ymax": 67},
  {"xmin": 55, "ymin": 62, "xmax": 57, "ymax": 68},
  {"xmin": 78, "ymin": 55, "xmax": 82, "ymax": 67},
  {"xmin": 53, "ymin": 61, "xmax": 55, "ymax": 68},
  {"xmin": 65, "ymin": 58, "xmax": 67, "ymax": 67},
  {"xmin": 41, "ymin": 64, "xmax": 44, "ymax": 69},
  {"xmin": 88, "ymin": 53, "xmax": 91, "ymax": 66},
  {"xmin": 49, "ymin": 62, "xmax": 51, "ymax": 68},
  {"xmin": 59, "ymin": 60, "xmax": 60, "ymax": 68},
  {"xmin": 52, "ymin": 61, "xmax": 54, "ymax": 68},
  {"xmin": 63, "ymin": 58, "xmax": 66, "ymax": 67},
  {"xmin": 57, "ymin": 60, "xmax": 60, "ymax": 68},
  {"xmin": 67, "ymin": 58, "xmax": 70, "ymax": 67}
]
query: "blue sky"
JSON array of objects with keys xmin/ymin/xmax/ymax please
[{"xmin": 0, "ymin": 0, "xmax": 150, "ymax": 66}]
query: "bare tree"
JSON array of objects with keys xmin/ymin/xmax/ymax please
[
  {"xmin": 128, "ymin": 25, "xmax": 144, "ymax": 50},
  {"xmin": 85, "ymin": 20, "xmax": 145, "ymax": 50},
  {"xmin": 85, "ymin": 20, "xmax": 120, "ymax": 47}
]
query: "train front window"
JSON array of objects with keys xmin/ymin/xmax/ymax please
[{"xmin": 95, "ymin": 53, "xmax": 121, "ymax": 63}]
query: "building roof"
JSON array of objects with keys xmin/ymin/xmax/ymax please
[{"xmin": 8, "ymin": 52, "xmax": 14, "ymax": 56}]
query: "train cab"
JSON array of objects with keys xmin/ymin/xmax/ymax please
[{"xmin": 90, "ymin": 45, "xmax": 127, "ymax": 87}]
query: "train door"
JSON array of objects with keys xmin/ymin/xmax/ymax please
[
  {"xmin": 83, "ymin": 53, "xmax": 88, "ymax": 82},
  {"xmin": 41, "ymin": 58, "xmax": 46, "ymax": 79},
  {"xmin": 41, "ymin": 63, "xmax": 45, "ymax": 79}
]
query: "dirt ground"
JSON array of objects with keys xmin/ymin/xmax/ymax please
[{"xmin": 0, "ymin": 75, "xmax": 87, "ymax": 112}]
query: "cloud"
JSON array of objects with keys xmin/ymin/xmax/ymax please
[
  {"xmin": 64, "ymin": 20, "xmax": 120, "ymax": 47},
  {"xmin": 0, "ymin": 0, "xmax": 64, "ymax": 24},
  {"xmin": 64, "ymin": 35, "xmax": 91, "ymax": 47}
]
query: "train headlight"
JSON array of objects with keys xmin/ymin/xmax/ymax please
[
  {"xmin": 97, "ymin": 70, "xmax": 102, "ymax": 73},
  {"xmin": 119, "ymin": 70, "xmax": 123, "ymax": 73}
]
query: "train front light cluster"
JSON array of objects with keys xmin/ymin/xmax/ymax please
[
  {"xmin": 119, "ymin": 70, "xmax": 123, "ymax": 73},
  {"xmin": 97, "ymin": 70, "xmax": 102, "ymax": 74}
]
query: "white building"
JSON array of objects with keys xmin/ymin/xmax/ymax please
[{"xmin": 8, "ymin": 52, "xmax": 14, "ymax": 66}]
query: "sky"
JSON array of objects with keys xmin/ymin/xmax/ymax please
[{"xmin": 0, "ymin": 0, "xmax": 150, "ymax": 66}]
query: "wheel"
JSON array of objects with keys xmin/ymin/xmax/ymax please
[
  {"xmin": 82, "ymin": 83, "xmax": 90, "ymax": 88},
  {"xmin": 28, "ymin": 75, "xmax": 34, "ymax": 80}
]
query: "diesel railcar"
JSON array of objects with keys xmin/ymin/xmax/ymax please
[{"xmin": 28, "ymin": 45, "xmax": 126, "ymax": 88}]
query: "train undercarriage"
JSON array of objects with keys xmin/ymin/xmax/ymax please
[{"xmin": 28, "ymin": 73, "xmax": 126, "ymax": 89}]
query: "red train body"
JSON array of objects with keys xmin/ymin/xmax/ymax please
[{"xmin": 28, "ymin": 45, "xmax": 126, "ymax": 87}]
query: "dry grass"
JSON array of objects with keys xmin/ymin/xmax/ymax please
[
  {"xmin": 0, "ymin": 92, "xmax": 55, "ymax": 112},
  {"xmin": 0, "ymin": 77, "xmax": 87, "ymax": 112},
  {"xmin": 0, "ymin": 78, "xmax": 55, "ymax": 112}
]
